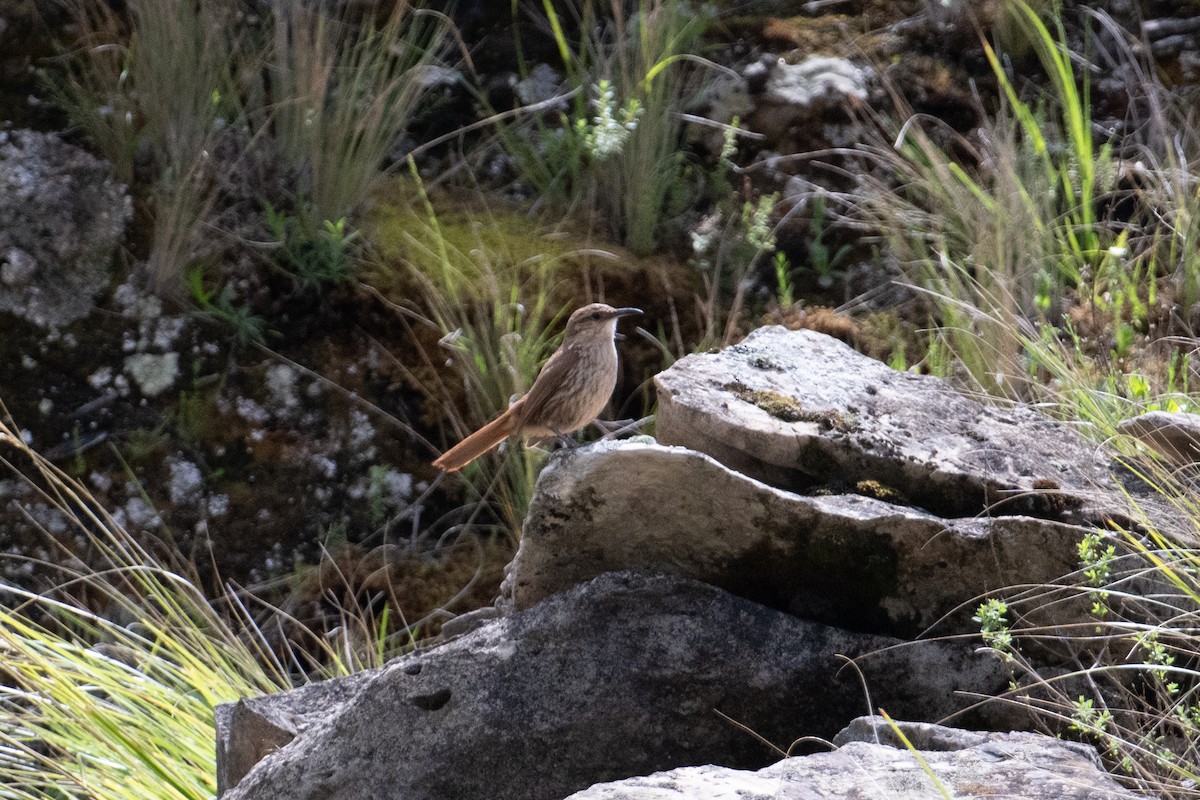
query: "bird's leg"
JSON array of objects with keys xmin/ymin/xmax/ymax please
[{"xmin": 595, "ymin": 416, "xmax": 652, "ymax": 440}]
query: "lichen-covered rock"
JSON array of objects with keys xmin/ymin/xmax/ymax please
[
  {"xmin": 563, "ymin": 716, "xmax": 1146, "ymax": 800},
  {"xmin": 0, "ymin": 130, "xmax": 131, "ymax": 328},
  {"xmin": 746, "ymin": 55, "xmax": 870, "ymax": 145},
  {"xmin": 654, "ymin": 327, "xmax": 1161, "ymax": 527}
]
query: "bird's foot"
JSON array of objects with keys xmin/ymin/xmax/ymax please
[{"xmin": 552, "ymin": 430, "xmax": 579, "ymax": 449}]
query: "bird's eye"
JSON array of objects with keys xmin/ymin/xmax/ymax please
[{"xmin": 591, "ymin": 312, "xmax": 601, "ymax": 320}]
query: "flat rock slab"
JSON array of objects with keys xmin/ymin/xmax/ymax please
[
  {"xmin": 565, "ymin": 716, "xmax": 1145, "ymax": 800},
  {"xmin": 219, "ymin": 573, "xmax": 1009, "ymax": 800},
  {"xmin": 655, "ymin": 327, "xmax": 1152, "ymax": 524},
  {"xmin": 508, "ymin": 441, "xmax": 1087, "ymax": 637}
]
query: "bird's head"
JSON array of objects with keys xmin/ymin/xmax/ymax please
[{"xmin": 563, "ymin": 303, "xmax": 642, "ymax": 341}]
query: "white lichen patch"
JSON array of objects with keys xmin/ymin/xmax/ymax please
[
  {"xmin": 765, "ymin": 56, "xmax": 870, "ymax": 107},
  {"xmin": 116, "ymin": 496, "xmax": 162, "ymax": 531},
  {"xmin": 167, "ymin": 456, "xmax": 204, "ymax": 508},
  {"xmin": 150, "ymin": 315, "xmax": 187, "ymax": 351},
  {"xmin": 347, "ymin": 409, "xmax": 377, "ymax": 461},
  {"xmin": 235, "ymin": 397, "xmax": 270, "ymax": 425},
  {"xmin": 374, "ymin": 466, "xmax": 413, "ymax": 505},
  {"xmin": 114, "ymin": 277, "xmax": 189, "ymax": 351},
  {"xmin": 124, "ymin": 352, "xmax": 179, "ymax": 397},
  {"xmin": 89, "ymin": 471, "xmax": 112, "ymax": 492},
  {"xmin": 206, "ymin": 493, "xmax": 230, "ymax": 517},
  {"xmin": 312, "ymin": 455, "xmax": 338, "ymax": 480},
  {"xmin": 88, "ymin": 366, "xmax": 113, "ymax": 389},
  {"xmin": 266, "ymin": 363, "xmax": 301, "ymax": 412}
]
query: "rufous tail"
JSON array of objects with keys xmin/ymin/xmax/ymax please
[{"xmin": 433, "ymin": 409, "xmax": 518, "ymax": 473}]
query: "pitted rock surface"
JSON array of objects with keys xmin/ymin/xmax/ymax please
[
  {"xmin": 563, "ymin": 716, "xmax": 1145, "ymax": 800},
  {"xmin": 0, "ymin": 130, "xmax": 130, "ymax": 328}
]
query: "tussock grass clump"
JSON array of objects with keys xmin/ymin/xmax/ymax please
[
  {"xmin": 858, "ymin": 1, "xmax": 1200, "ymax": 432},
  {"xmin": 46, "ymin": 0, "xmax": 448, "ymax": 297},
  {"xmin": 361, "ymin": 171, "xmax": 584, "ymax": 537},
  {"xmin": 0, "ymin": 408, "xmax": 396, "ymax": 798},
  {"xmin": 268, "ymin": 2, "xmax": 448, "ymax": 227}
]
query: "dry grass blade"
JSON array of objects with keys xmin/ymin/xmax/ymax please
[{"xmin": 269, "ymin": 1, "xmax": 449, "ymax": 225}]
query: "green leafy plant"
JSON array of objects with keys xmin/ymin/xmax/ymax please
[
  {"xmin": 957, "ymin": 448, "xmax": 1200, "ymax": 797},
  {"xmin": 1079, "ymin": 530, "xmax": 1116, "ymax": 616},
  {"xmin": 773, "ymin": 251, "xmax": 795, "ymax": 310},
  {"xmin": 185, "ymin": 265, "xmax": 268, "ymax": 346},
  {"xmin": 264, "ymin": 201, "xmax": 361, "ymax": 291},
  {"xmin": 805, "ymin": 196, "xmax": 851, "ymax": 290},
  {"xmin": 972, "ymin": 597, "xmax": 1013, "ymax": 656},
  {"xmin": 575, "ymin": 78, "xmax": 644, "ymax": 158}
]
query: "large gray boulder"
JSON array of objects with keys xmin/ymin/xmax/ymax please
[
  {"xmin": 654, "ymin": 327, "xmax": 1155, "ymax": 527},
  {"xmin": 219, "ymin": 572, "xmax": 1010, "ymax": 800},
  {"xmin": 564, "ymin": 716, "xmax": 1146, "ymax": 800},
  {"xmin": 0, "ymin": 130, "xmax": 130, "ymax": 328},
  {"xmin": 506, "ymin": 440, "xmax": 1088, "ymax": 637}
]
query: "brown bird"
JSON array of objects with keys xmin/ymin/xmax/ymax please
[{"xmin": 433, "ymin": 303, "xmax": 643, "ymax": 473}]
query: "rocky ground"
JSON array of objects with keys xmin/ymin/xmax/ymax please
[{"xmin": 1, "ymin": 0, "xmax": 1198, "ymax": 678}]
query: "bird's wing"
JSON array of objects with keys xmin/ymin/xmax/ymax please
[{"xmin": 512, "ymin": 342, "xmax": 578, "ymax": 431}]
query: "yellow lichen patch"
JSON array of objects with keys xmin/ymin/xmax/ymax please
[
  {"xmin": 719, "ymin": 14, "xmax": 895, "ymax": 59},
  {"xmin": 762, "ymin": 16, "xmax": 857, "ymax": 55},
  {"xmin": 723, "ymin": 380, "xmax": 856, "ymax": 432},
  {"xmin": 854, "ymin": 479, "xmax": 908, "ymax": 505},
  {"xmin": 1029, "ymin": 477, "xmax": 1079, "ymax": 516}
]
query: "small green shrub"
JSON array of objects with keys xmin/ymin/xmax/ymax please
[
  {"xmin": 499, "ymin": 0, "xmax": 707, "ymax": 254},
  {"xmin": 185, "ymin": 265, "xmax": 268, "ymax": 346},
  {"xmin": 264, "ymin": 201, "xmax": 360, "ymax": 291}
]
